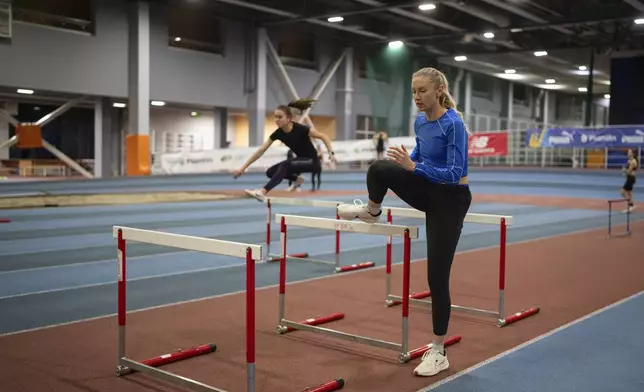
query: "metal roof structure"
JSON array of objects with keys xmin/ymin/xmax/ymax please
[{"xmin": 177, "ymin": 0, "xmax": 644, "ymax": 95}]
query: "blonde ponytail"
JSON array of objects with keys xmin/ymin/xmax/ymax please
[{"xmin": 413, "ymin": 67, "xmax": 472, "ymax": 135}]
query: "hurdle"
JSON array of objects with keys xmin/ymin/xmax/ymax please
[
  {"xmin": 0, "ymin": 218, "xmax": 10, "ymax": 223},
  {"xmin": 264, "ymin": 197, "xmax": 376, "ymax": 273},
  {"xmin": 274, "ymin": 214, "xmax": 462, "ymax": 364},
  {"xmin": 113, "ymin": 226, "xmax": 344, "ymax": 392},
  {"xmin": 382, "ymin": 207, "xmax": 540, "ymax": 328},
  {"xmin": 607, "ymin": 199, "xmax": 632, "ymax": 238}
]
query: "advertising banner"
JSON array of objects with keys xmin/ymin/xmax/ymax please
[
  {"xmin": 526, "ymin": 126, "xmax": 644, "ymax": 148},
  {"xmin": 468, "ymin": 131, "xmax": 508, "ymax": 157}
]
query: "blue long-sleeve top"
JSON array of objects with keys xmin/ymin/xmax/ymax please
[{"xmin": 409, "ymin": 108, "xmax": 469, "ymax": 185}]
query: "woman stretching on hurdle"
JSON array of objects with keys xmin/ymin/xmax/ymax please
[
  {"xmin": 336, "ymin": 67, "xmax": 472, "ymax": 378},
  {"xmin": 620, "ymin": 148, "xmax": 638, "ymax": 213},
  {"xmin": 233, "ymin": 99, "xmax": 337, "ymax": 201}
]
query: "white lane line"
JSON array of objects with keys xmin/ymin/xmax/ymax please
[{"xmin": 417, "ymin": 290, "xmax": 644, "ymax": 392}]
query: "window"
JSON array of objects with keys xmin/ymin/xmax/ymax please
[
  {"xmin": 472, "ymin": 73, "xmax": 494, "ymax": 100},
  {"xmin": 277, "ymin": 33, "xmax": 316, "ymax": 69},
  {"xmin": 513, "ymin": 83, "xmax": 528, "ymax": 106},
  {"xmin": 168, "ymin": 8, "xmax": 224, "ymax": 55},
  {"xmin": 12, "ymin": 0, "xmax": 93, "ymax": 34}
]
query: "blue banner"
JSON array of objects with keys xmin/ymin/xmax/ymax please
[{"xmin": 526, "ymin": 126, "xmax": 644, "ymax": 148}]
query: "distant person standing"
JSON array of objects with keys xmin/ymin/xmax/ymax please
[
  {"xmin": 620, "ymin": 148, "xmax": 638, "ymax": 213},
  {"xmin": 373, "ymin": 131, "xmax": 388, "ymax": 160}
]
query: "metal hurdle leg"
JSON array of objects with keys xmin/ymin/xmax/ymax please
[
  {"xmin": 113, "ymin": 227, "xmax": 266, "ymax": 392},
  {"xmin": 607, "ymin": 199, "xmax": 632, "ymax": 238},
  {"xmin": 274, "ymin": 214, "xmax": 462, "ymax": 364}
]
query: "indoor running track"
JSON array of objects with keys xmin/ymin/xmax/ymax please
[{"xmin": 0, "ymin": 169, "xmax": 643, "ymax": 392}]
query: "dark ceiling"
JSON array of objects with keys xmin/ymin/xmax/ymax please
[
  {"xmin": 170, "ymin": 0, "xmax": 643, "ymax": 93},
  {"xmin": 175, "ymin": 0, "xmax": 644, "ymax": 57}
]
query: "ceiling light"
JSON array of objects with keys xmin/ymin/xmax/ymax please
[
  {"xmin": 17, "ymin": 89, "xmax": 34, "ymax": 95},
  {"xmin": 504, "ymin": 69, "xmax": 516, "ymax": 74},
  {"xmin": 388, "ymin": 40, "xmax": 403, "ymax": 49},
  {"xmin": 151, "ymin": 101, "xmax": 166, "ymax": 106},
  {"xmin": 635, "ymin": 18, "xmax": 644, "ymax": 24},
  {"xmin": 545, "ymin": 79, "xmax": 556, "ymax": 84},
  {"xmin": 419, "ymin": 4, "xmax": 436, "ymax": 11},
  {"xmin": 604, "ymin": 94, "xmax": 611, "ymax": 99},
  {"xmin": 454, "ymin": 55, "xmax": 467, "ymax": 62},
  {"xmin": 510, "ymin": 28, "xmax": 523, "ymax": 33},
  {"xmin": 536, "ymin": 84, "xmax": 565, "ymax": 90},
  {"xmin": 534, "ymin": 51, "xmax": 548, "ymax": 56},
  {"xmin": 578, "ymin": 66, "xmax": 587, "ymax": 71},
  {"xmin": 113, "ymin": 103, "xmax": 126, "ymax": 108},
  {"xmin": 483, "ymin": 32, "xmax": 495, "ymax": 39},
  {"xmin": 174, "ymin": 37, "xmax": 181, "ymax": 42},
  {"xmin": 327, "ymin": 16, "xmax": 343, "ymax": 23},
  {"xmin": 578, "ymin": 87, "xmax": 588, "ymax": 92}
]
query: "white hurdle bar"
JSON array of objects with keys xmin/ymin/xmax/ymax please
[
  {"xmin": 264, "ymin": 197, "xmax": 375, "ymax": 273},
  {"xmin": 273, "ymin": 213, "xmax": 462, "ymax": 363},
  {"xmin": 113, "ymin": 226, "xmax": 263, "ymax": 392},
  {"xmin": 382, "ymin": 207, "xmax": 540, "ymax": 328}
]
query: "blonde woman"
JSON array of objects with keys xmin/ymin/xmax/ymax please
[{"xmin": 336, "ymin": 67, "xmax": 471, "ymax": 378}]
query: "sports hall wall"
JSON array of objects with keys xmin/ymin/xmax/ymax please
[{"xmin": 0, "ymin": 0, "xmax": 604, "ymax": 167}]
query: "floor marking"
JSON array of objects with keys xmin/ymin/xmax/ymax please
[
  {"xmin": 416, "ymin": 290, "xmax": 644, "ymax": 392},
  {"xmin": 0, "ymin": 262, "xmax": 249, "ymax": 301},
  {"xmin": 0, "ymin": 221, "xmax": 638, "ymax": 338}
]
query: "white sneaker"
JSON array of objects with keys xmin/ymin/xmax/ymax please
[
  {"xmin": 244, "ymin": 189, "xmax": 266, "ymax": 202},
  {"xmin": 413, "ymin": 349, "xmax": 449, "ymax": 377},
  {"xmin": 336, "ymin": 199, "xmax": 381, "ymax": 224},
  {"xmin": 287, "ymin": 176, "xmax": 305, "ymax": 192}
]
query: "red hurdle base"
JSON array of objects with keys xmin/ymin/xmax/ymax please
[
  {"xmin": 138, "ymin": 343, "xmax": 217, "ymax": 369},
  {"xmin": 499, "ymin": 307, "xmax": 540, "ymax": 327},
  {"xmin": 386, "ymin": 290, "xmax": 431, "ymax": 307},
  {"xmin": 303, "ymin": 378, "xmax": 345, "ymax": 391},
  {"xmin": 334, "ymin": 261, "xmax": 375, "ymax": 273},
  {"xmin": 0, "ymin": 219, "xmax": 10, "ymax": 223},
  {"xmin": 408, "ymin": 335, "xmax": 462, "ymax": 361},
  {"xmin": 267, "ymin": 252, "xmax": 309, "ymax": 262},
  {"xmin": 282, "ymin": 313, "xmax": 345, "ymax": 334}
]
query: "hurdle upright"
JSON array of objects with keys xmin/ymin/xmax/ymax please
[
  {"xmin": 113, "ymin": 226, "xmax": 345, "ymax": 392},
  {"xmin": 607, "ymin": 198, "xmax": 632, "ymax": 238},
  {"xmin": 274, "ymin": 213, "xmax": 462, "ymax": 364},
  {"xmin": 382, "ymin": 207, "xmax": 540, "ymax": 328},
  {"xmin": 264, "ymin": 197, "xmax": 376, "ymax": 273},
  {"xmin": 113, "ymin": 226, "xmax": 262, "ymax": 392}
]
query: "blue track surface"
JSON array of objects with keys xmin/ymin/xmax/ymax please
[
  {"xmin": 0, "ymin": 169, "xmax": 642, "ymax": 392},
  {"xmin": 423, "ymin": 292, "xmax": 644, "ymax": 392}
]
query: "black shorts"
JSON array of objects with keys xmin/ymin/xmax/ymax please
[{"xmin": 623, "ymin": 175, "xmax": 636, "ymax": 191}]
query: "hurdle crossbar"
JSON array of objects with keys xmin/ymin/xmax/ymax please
[
  {"xmin": 264, "ymin": 198, "xmax": 378, "ymax": 273},
  {"xmin": 607, "ymin": 199, "xmax": 632, "ymax": 238},
  {"xmin": 113, "ymin": 226, "xmax": 262, "ymax": 392},
  {"xmin": 383, "ymin": 207, "xmax": 540, "ymax": 328},
  {"xmin": 274, "ymin": 214, "xmax": 460, "ymax": 363}
]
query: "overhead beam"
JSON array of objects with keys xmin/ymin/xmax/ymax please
[
  {"xmin": 622, "ymin": 0, "xmax": 644, "ymax": 12},
  {"xmin": 352, "ymin": 0, "xmax": 463, "ymax": 33},
  {"xmin": 211, "ymin": 0, "xmax": 389, "ymax": 40},
  {"xmin": 377, "ymin": 16, "xmax": 637, "ymax": 45},
  {"xmin": 441, "ymin": 0, "xmax": 511, "ymax": 27},
  {"xmin": 476, "ymin": 0, "xmax": 574, "ymax": 35},
  {"xmin": 261, "ymin": 1, "xmax": 422, "ymax": 26},
  {"xmin": 350, "ymin": 0, "xmax": 519, "ymax": 50}
]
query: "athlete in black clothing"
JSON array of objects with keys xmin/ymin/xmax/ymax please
[
  {"xmin": 233, "ymin": 99, "xmax": 337, "ymax": 200},
  {"xmin": 620, "ymin": 148, "xmax": 638, "ymax": 213}
]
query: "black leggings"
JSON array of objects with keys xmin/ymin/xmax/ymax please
[
  {"xmin": 264, "ymin": 157, "xmax": 321, "ymax": 192},
  {"xmin": 367, "ymin": 160, "xmax": 471, "ymax": 336}
]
